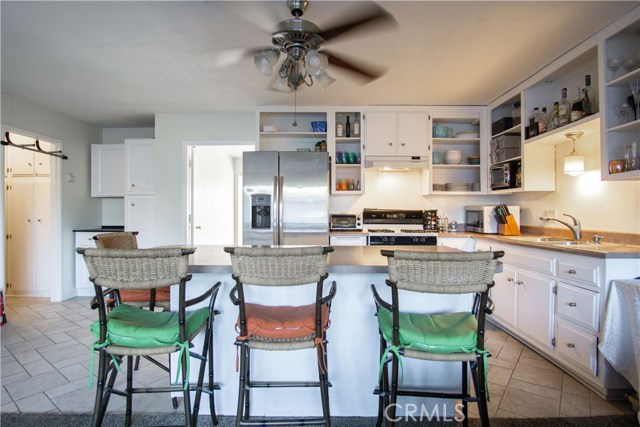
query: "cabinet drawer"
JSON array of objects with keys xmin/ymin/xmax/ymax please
[
  {"xmin": 329, "ymin": 235, "xmax": 367, "ymax": 246},
  {"xmin": 502, "ymin": 249, "xmax": 555, "ymax": 275},
  {"xmin": 557, "ymin": 283, "xmax": 599, "ymax": 332},
  {"xmin": 556, "ymin": 319, "xmax": 598, "ymax": 375},
  {"xmin": 558, "ymin": 260, "xmax": 599, "ymax": 287}
]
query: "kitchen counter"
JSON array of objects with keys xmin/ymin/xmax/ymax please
[{"xmin": 73, "ymin": 225, "xmax": 124, "ymax": 233}]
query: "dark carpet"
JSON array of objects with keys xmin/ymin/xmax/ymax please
[{"xmin": 1, "ymin": 414, "xmax": 638, "ymax": 427}]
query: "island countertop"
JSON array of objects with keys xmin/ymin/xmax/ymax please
[{"xmin": 188, "ymin": 245, "xmax": 459, "ymax": 274}]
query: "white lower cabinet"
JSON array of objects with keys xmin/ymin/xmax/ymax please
[
  {"xmin": 477, "ymin": 238, "xmax": 640, "ymax": 398},
  {"xmin": 439, "ymin": 237, "xmax": 474, "ymax": 251},
  {"xmin": 75, "ymin": 232, "xmax": 97, "ymax": 296},
  {"xmin": 125, "ymin": 195, "xmax": 155, "ymax": 248},
  {"xmin": 329, "ymin": 234, "xmax": 367, "ymax": 246}
]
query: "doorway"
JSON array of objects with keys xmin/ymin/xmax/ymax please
[
  {"xmin": 186, "ymin": 143, "xmax": 254, "ymax": 246},
  {"xmin": 3, "ymin": 128, "xmax": 60, "ymax": 299}
]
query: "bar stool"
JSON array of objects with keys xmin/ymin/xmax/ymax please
[
  {"xmin": 224, "ymin": 246, "xmax": 337, "ymax": 427},
  {"xmin": 78, "ymin": 247, "xmax": 222, "ymax": 427},
  {"xmin": 371, "ymin": 250, "xmax": 504, "ymax": 427}
]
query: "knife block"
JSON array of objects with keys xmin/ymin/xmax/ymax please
[{"xmin": 498, "ymin": 214, "xmax": 520, "ymax": 236}]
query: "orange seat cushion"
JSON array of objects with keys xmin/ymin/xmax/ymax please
[
  {"xmin": 239, "ymin": 303, "xmax": 330, "ymax": 340},
  {"xmin": 120, "ymin": 287, "xmax": 171, "ymax": 303}
]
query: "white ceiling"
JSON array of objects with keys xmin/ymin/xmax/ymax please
[{"xmin": 1, "ymin": 1, "xmax": 637, "ymax": 128}]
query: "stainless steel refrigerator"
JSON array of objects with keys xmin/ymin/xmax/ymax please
[{"xmin": 243, "ymin": 151, "xmax": 330, "ymax": 246}]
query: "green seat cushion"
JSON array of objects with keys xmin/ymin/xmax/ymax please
[
  {"xmin": 91, "ymin": 303, "xmax": 210, "ymax": 348},
  {"xmin": 377, "ymin": 308, "xmax": 478, "ymax": 354}
]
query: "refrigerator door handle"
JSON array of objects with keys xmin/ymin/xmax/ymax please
[
  {"xmin": 273, "ymin": 175, "xmax": 279, "ymax": 245},
  {"xmin": 278, "ymin": 176, "xmax": 284, "ymax": 245}
]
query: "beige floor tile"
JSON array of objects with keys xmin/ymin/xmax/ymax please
[
  {"xmin": 511, "ymin": 363, "xmax": 563, "ymax": 390},
  {"xmin": 0, "ymin": 360, "xmax": 26, "ymax": 378},
  {"xmin": 4, "ymin": 370, "xmax": 67, "ymax": 401},
  {"xmin": 487, "ymin": 365, "xmax": 512, "ymax": 387},
  {"xmin": 495, "ymin": 408, "xmax": 527, "ymax": 418},
  {"xmin": 487, "ymin": 356, "xmax": 516, "ymax": 370},
  {"xmin": 589, "ymin": 390, "xmax": 628, "ymax": 416},
  {"xmin": 507, "ymin": 378, "xmax": 562, "ymax": 400},
  {"xmin": 562, "ymin": 374, "xmax": 590, "ymax": 397},
  {"xmin": 14, "ymin": 392, "xmax": 56, "ymax": 413},
  {"xmin": 22, "ymin": 358, "xmax": 56, "ymax": 377},
  {"xmin": 44, "ymin": 378, "xmax": 87, "ymax": 400},
  {"xmin": 1, "ymin": 402, "xmax": 19, "ymax": 413},
  {"xmin": 487, "ymin": 383, "xmax": 506, "ymax": 397},
  {"xmin": 467, "ymin": 393, "xmax": 501, "ymax": 418},
  {"xmin": 10, "ymin": 349, "xmax": 44, "ymax": 364},
  {"xmin": 497, "ymin": 347, "xmax": 522, "ymax": 363},
  {"xmin": 560, "ymin": 391, "xmax": 591, "ymax": 416},
  {"xmin": 499, "ymin": 388, "xmax": 560, "ymax": 418}
]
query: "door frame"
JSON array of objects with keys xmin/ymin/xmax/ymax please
[
  {"xmin": 1, "ymin": 125, "xmax": 62, "ymax": 301},
  {"xmin": 181, "ymin": 140, "xmax": 254, "ymax": 245}
]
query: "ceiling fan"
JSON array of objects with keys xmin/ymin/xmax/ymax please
[{"xmin": 245, "ymin": 0, "xmax": 397, "ymax": 92}]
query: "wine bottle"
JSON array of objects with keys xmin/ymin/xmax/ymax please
[
  {"xmin": 558, "ymin": 88, "xmax": 571, "ymax": 126},
  {"xmin": 336, "ymin": 114, "xmax": 344, "ymax": 137},
  {"xmin": 353, "ymin": 113, "xmax": 360, "ymax": 136},
  {"xmin": 582, "ymin": 75, "xmax": 596, "ymax": 116},
  {"xmin": 346, "ymin": 115, "xmax": 351, "ymax": 137},
  {"xmin": 570, "ymin": 87, "xmax": 584, "ymax": 123}
]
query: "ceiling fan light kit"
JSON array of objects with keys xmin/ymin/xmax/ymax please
[{"xmin": 251, "ymin": 0, "xmax": 396, "ymax": 92}]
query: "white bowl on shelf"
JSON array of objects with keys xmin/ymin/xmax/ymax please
[
  {"xmin": 262, "ymin": 125, "xmax": 279, "ymax": 132},
  {"xmin": 444, "ymin": 150, "xmax": 462, "ymax": 164}
]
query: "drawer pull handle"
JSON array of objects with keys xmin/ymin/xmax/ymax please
[
  {"xmin": 566, "ymin": 343, "xmax": 575, "ymax": 348},
  {"xmin": 567, "ymin": 269, "xmax": 577, "ymax": 274},
  {"xmin": 516, "ymin": 280, "xmax": 524, "ymax": 285},
  {"xmin": 568, "ymin": 302, "xmax": 577, "ymax": 307}
]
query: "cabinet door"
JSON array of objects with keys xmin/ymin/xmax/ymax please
[
  {"xmin": 490, "ymin": 264, "xmax": 517, "ymax": 326},
  {"xmin": 91, "ymin": 144, "xmax": 125, "ymax": 197},
  {"xmin": 516, "ymin": 269, "xmax": 555, "ymax": 350},
  {"xmin": 6, "ymin": 182, "xmax": 35, "ymax": 294},
  {"xmin": 365, "ymin": 112, "xmax": 396, "ymax": 156},
  {"xmin": 125, "ymin": 195, "xmax": 155, "ymax": 248},
  {"xmin": 34, "ymin": 182, "xmax": 51, "ymax": 294},
  {"xmin": 34, "ymin": 153, "xmax": 51, "ymax": 176},
  {"xmin": 397, "ymin": 112, "xmax": 429, "ymax": 156},
  {"xmin": 8, "ymin": 148, "xmax": 35, "ymax": 176},
  {"xmin": 75, "ymin": 232, "xmax": 97, "ymax": 296},
  {"xmin": 125, "ymin": 139, "xmax": 155, "ymax": 195}
]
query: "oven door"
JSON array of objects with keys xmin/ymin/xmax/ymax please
[{"xmin": 369, "ymin": 234, "xmax": 437, "ymax": 246}]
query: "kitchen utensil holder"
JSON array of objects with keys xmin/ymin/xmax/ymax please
[{"xmin": 498, "ymin": 214, "xmax": 520, "ymax": 236}]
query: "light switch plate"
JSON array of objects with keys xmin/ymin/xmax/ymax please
[{"xmin": 543, "ymin": 209, "xmax": 556, "ymax": 218}]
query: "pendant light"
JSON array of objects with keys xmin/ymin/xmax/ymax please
[{"xmin": 564, "ymin": 132, "xmax": 584, "ymax": 176}]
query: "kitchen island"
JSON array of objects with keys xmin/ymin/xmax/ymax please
[{"xmin": 174, "ymin": 245, "xmax": 471, "ymax": 417}]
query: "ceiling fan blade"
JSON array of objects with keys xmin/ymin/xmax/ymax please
[
  {"xmin": 318, "ymin": 2, "xmax": 397, "ymax": 42},
  {"xmin": 324, "ymin": 49, "xmax": 387, "ymax": 83},
  {"xmin": 196, "ymin": 46, "xmax": 270, "ymax": 70}
]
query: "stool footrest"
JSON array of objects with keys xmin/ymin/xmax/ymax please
[
  {"xmin": 239, "ymin": 417, "xmax": 327, "ymax": 426},
  {"xmin": 248, "ymin": 380, "xmax": 333, "ymax": 388},
  {"xmin": 397, "ymin": 388, "xmax": 470, "ymax": 400}
]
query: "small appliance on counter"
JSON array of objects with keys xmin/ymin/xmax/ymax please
[
  {"xmin": 329, "ymin": 213, "xmax": 362, "ymax": 231},
  {"xmin": 465, "ymin": 205, "xmax": 520, "ymax": 234}
]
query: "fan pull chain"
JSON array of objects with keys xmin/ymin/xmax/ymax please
[{"xmin": 292, "ymin": 90, "xmax": 298, "ymax": 127}]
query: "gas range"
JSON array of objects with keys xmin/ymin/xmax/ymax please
[{"xmin": 363, "ymin": 209, "xmax": 438, "ymax": 246}]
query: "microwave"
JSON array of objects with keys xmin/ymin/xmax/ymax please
[
  {"xmin": 489, "ymin": 160, "xmax": 521, "ymax": 190},
  {"xmin": 465, "ymin": 205, "xmax": 520, "ymax": 234},
  {"xmin": 329, "ymin": 213, "xmax": 362, "ymax": 231}
]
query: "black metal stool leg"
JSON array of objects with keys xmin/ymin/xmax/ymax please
[
  {"xmin": 235, "ymin": 343, "xmax": 247, "ymax": 427},
  {"xmin": 243, "ymin": 346, "xmax": 251, "ymax": 420},
  {"xmin": 181, "ymin": 347, "xmax": 194, "ymax": 427},
  {"xmin": 91, "ymin": 349, "xmax": 108, "ymax": 427},
  {"xmin": 317, "ymin": 341, "xmax": 331, "ymax": 427},
  {"xmin": 207, "ymin": 325, "xmax": 218, "ymax": 426},
  {"xmin": 475, "ymin": 354, "xmax": 490, "ymax": 427},
  {"xmin": 125, "ymin": 355, "xmax": 133, "ymax": 427},
  {"xmin": 388, "ymin": 352, "xmax": 400, "ymax": 427},
  {"xmin": 376, "ymin": 335, "xmax": 388, "ymax": 427},
  {"xmin": 462, "ymin": 361, "xmax": 469, "ymax": 427}
]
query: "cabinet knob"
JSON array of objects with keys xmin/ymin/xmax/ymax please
[
  {"xmin": 131, "ymin": 203, "xmax": 135, "ymax": 207},
  {"xmin": 567, "ymin": 269, "xmax": 577, "ymax": 274},
  {"xmin": 507, "ymin": 277, "xmax": 514, "ymax": 282},
  {"xmin": 516, "ymin": 280, "xmax": 524, "ymax": 285},
  {"xmin": 566, "ymin": 343, "xmax": 575, "ymax": 348},
  {"xmin": 568, "ymin": 302, "xmax": 577, "ymax": 307},
  {"xmin": 131, "ymin": 184, "xmax": 135, "ymax": 187},
  {"xmin": 388, "ymin": 142, "xmax": 393, "ymax": 146},
  {"xmin": 196, "ymin": 226, "xmax": 202, "ymax": 230}
]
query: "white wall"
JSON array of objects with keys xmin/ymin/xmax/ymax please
[
  {"xmin": 1, "ymin": 92, "xmax": 101, "ymax": 301},
  {"xmin": 100, "ymin": 127, "xmax": 155, "ymax": 225},
  {"xmin": 508, "ymin": 132, "xmax": 640, "ymax": 234},
  {"xmin": 154, "ymin": 112, "xmax": 255, "ymax": 245}
]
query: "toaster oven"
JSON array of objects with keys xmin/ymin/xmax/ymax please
[
  {"xmin": 329, "ymin": 214, "xmax": 362, "ymax": 231},
  {"xmin": 490, "ymin": 160, "xmax": 521, "ymax": 190}
]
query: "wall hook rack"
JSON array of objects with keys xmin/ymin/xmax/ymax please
[{"xmin": 1, "ymin": 131, "xmax": 68, "ymax": 160}]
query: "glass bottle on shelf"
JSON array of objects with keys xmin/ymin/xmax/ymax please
[
  {"xmin": 528, "ymin": 108, "xmax": 540, "ymax": 138},
  {"xmin": 353, "ymin": 113, "xmax": 360, "ymax": 136},
  {"xmin": 345, "ymin": 115, "xmax": 351, "ymax": 137},
  {"xmin": 582, "ymin": 75, "xmax": 596, "ymax": 116},
  {"xmin": 558, "ymin": 88, "xmax": 571, "ymax": 126},
  {"xmin": 570, "ymin": 87, "xmax": 584, "ymax": 123},
  {"xmin": 548, "ymin": 102, "xmax": 560, "ymax": 131},
  {"xmin": 336, "ymin": 114, "xmax": 344, "ymax": 137},
  {"xmin": 538, "ymin": 107, "xmax": 547, "ymax": 135},
  {"xmin": 512, "ymin": 101, "xmax": 521, "ymax": 126}
]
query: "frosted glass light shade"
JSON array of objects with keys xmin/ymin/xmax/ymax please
[
  {"xmin": 564, "ymin": 153, "xmax": 584, "ymax": 176},
  {"xmin": 314, "ymin": 70, "xmax": 336, "ymax": 89},
  {"xmin": 305, "ymin": 50, "xmax": 328, "ymax": 76},
  {"xmin": 254, "ymin": 50, "xmax": 279, "ymax": 76},
  {"xmin": 272, "ymin": 75, "xmax": 291, "ymax": 92}
]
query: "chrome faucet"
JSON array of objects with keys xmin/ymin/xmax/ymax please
[{"xmin": 539, "ymin": 213, "xmax": 582, "ymax": 240}]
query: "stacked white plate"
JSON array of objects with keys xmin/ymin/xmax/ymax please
[
  {"xmin": 433, "ymin": 183, "xmax": 446, "ymax": 191},
  {"xmin": 445, "ymin": 182, "xmax": 470, "ymax": 191}
]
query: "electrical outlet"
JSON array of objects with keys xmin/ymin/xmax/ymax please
[{"xmin": 543, "ymin": 209, "xmax": 556, "ymax": 219}]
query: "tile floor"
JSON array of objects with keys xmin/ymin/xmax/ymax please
[{"xmin": 0, "ymin": 296, "xmax": 636, "ymax": 418}]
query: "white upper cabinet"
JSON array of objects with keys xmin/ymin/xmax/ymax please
[
  {"xmin": 364, "ymin": 110, "xmax": 429, "ymax": 157},
  {"xmin": 91, "ymin": 144, "xmax": 125, "ymax": 197},
  {"xmin": 125, "ymin": 139, "xmax": 155, "ymax": 195}
]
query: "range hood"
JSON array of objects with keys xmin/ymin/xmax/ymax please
[{"xmin": 364, "ymin": 155, "xmax": 429, "ymax": 169}]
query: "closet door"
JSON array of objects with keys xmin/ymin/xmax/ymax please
[
  {"xmin": 34, "ymin": 182, "xmax": 51, "ymax": 294},
  {"xmin": 6, "ymin": 182, "xmax": 36, "ymax": 295}
]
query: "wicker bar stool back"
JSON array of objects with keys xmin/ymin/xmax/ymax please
[
  {"xmin": 78, "ymin": 247, "xmax": 222, "ymax": 427},
  {"xmin": 224, "ymin": 246, "xmax": 337, "ymax": 427},
  {"xmin": 371, "ymin": 250, "xmax": 504, "ymax": 427}
]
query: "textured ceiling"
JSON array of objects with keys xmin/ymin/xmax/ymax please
[{"xmin": 1, "ymin": 1, "xmax": 637, "ymax": 127}]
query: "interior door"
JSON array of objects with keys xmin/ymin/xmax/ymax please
[{"xmin": 6, "ymin": 182, "xmax": 35, "ymax": 295}]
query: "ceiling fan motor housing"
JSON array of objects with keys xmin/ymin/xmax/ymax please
[{"xmin": 287, "ymin": 0, "xmax": 309, "ymax": 17}]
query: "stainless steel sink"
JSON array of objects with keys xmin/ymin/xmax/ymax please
[
  {"xmin": 549, "ymin": 240, "xmax": 595, "ymax": 246},
  {"xmin": 507, "ymin": 236, "xmax": 574, "ymax": 243}
]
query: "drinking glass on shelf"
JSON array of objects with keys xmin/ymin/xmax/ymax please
[
  {"xmin": 630, "ymin": 78, "xmax": 640, "ymax": 122},
  {"xmin": 607, "ymin": 56, "xmax": 623, "ymax": 79},
  {"xmin": 622, "ymin": 55, "xmax": 637, "ymax": 73},
  {"xmin": 617, "ymin": 101, "xmax": 633, "ymax": 124}
]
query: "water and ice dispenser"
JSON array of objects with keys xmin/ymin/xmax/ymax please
[{"xmin": 251, "ymin": 194, "xmax": 271, "ymax": 229}]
